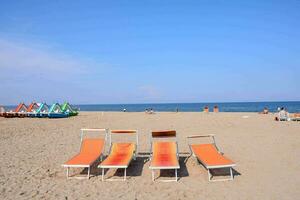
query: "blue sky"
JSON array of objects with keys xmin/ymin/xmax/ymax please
[{"xmin": 0, "ymin": 1, "xmax": 299, "ymax": 105}]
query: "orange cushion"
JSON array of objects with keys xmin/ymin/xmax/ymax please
[
  {"xmin": 80, "ymin": 139, "xmax": 105, "ymax": 155},
  {"xmin": 100, "ymin": 143, "xmax": 135, "ymax": 167},
  {"xmin": 64, "ymin": 154, "xmax": 100, "ymax": 166},
  {"xmin": 64, "ymin": 138, "xmax": 104, "ymax": 166},
  {"xmin": 191, "ymin": 144, "xmax": 234, "ymax": 167},
  {"xmin": 150, "ymin": 142, "xmax": 179, "ymax": 168}
]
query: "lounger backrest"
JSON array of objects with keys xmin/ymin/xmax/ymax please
[
  {"xmin": 150, "ymin": 130, "xmax": 178, "ymax": 157},
  {"xmin": 111, "ymin": 130, "xmax": 137, "ymax": 134},
  {"xmin": 109, "ymin": 130, "xmax": 138, "ymax": 153},
  {"xmin": 80, "ymin": 138, "xmax": 105, "ymax": 155},
  {"xmin": 187, "ymin": 134, "xmax": 219, "ymax": 152},
  {"xmin": 153, "ymin": 141, "xmax": 177, "ymax": 155},
  {"xmin": 110, "ymin": 143, "xmax": 135, "ymax": 156},
  {"xmin": 152, "ymin": 130, "xmax": 176, "ymax": 138},
  {"xmin": 80, "ymin": 128, "xmax": 108, "ymax": 154}
]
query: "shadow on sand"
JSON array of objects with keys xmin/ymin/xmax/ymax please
[{"xmin": 77, "ymin": 152, "xmax": 240, "ymax": 180}]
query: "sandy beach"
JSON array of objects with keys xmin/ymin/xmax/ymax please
[{"xmin": 0, "ymin": 112, "xmax": 300, "ymax": 199}]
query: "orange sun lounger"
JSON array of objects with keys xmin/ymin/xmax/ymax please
[
  {"xmin": 149, "ymin": 130, "xmax": 180, "ymax": 182},
  {"xmin": 187, "ymin": 134, "xmax": 236, "ymax": 182},
  {"xmin": 98, "ymin": 130, "xmax": 138, "ymax": 181},
  {"xmin": 62, "ymin": 128, "xmax": 107, "ymax": 179}
]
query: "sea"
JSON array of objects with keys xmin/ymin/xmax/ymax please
[
  {"xmin": 75, "ymin": 101, "xmax": 300, "ymax": 112},
  {"xmin": 4, "ymin": 101, "xmax": 300, "ymax": 113}
]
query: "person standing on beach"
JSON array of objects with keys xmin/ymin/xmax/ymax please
[{"xmin": 150, "ymin": 108, "xmax": 154, "ymax": 114}]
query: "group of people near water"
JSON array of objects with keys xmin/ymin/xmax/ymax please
[
  {"xmin": 145, "ymin": 108, "xmax": 154, "ymax": 114},
  {"xmin": 274, "ymin": 107, "xmax": 300, "ymax": 121},
  {"xmin": 259, "ymin": 106, "xmax": 299, "ymax": 121}
]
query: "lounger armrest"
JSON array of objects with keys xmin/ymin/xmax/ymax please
[{"xmin": 187, "ymin": 134, "xmax": 215, "ymax": 139}]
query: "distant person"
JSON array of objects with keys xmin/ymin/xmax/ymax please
[
  {"xmin": 176, "ymin": 107, "xmax": 179, "ymax": 112},
  {"xmin": 123, "ymin": 108, "xmax": 126, "ymax": 112},
  {"xmin": 203, "ymin": 106, "xmax": 209, "ymax": 113},
  {"xmin": 145, "ymin": 108, "xmax": 149, "ymax": 114},
  {"xmin": 213, "ymin": 105, "xmax": 219, "ymax": 113},
  {"xmin": 259, "ymin": 107, "xmax": 269, "ymax": 114},
  {"xmin": 150, "ymin": 108, "xmax": 154, "ymax": 114}
]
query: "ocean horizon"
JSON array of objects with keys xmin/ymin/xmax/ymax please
[{"xmin": 4, "ymin": 101, "xmax": 300, "ymax": 113}]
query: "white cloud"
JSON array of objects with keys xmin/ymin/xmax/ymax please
[
  {"xmin": 0, "ymin": 37, "xmax": 111, "ymax": 104},
  {"xmin": 0, "ymin": 38, "xmax": 96, "ymax": 79}
]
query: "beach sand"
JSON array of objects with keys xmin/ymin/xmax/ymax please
[{"xmin": 0, "ymin": 112, "xmax": 299, "ymax": 199}]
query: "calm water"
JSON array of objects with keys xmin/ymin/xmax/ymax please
[
  {"xmin": 4, "ymin": 102, "xmax": 300, "ymax": 113},
  {"xmin": 75, "ymin": 102, "xmax": 300, "ymax": 112}
]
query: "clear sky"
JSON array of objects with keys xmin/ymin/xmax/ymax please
[{"xmin": 0, "ymin": 1, "xmax": 299, "ymax": 105}]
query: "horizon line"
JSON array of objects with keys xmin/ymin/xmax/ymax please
[{"xmin": 3, "ymin": 100, "xmax": 300, "ymax": 107}]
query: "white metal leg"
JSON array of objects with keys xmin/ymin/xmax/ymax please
[
  {"xmin": 102, "ymin": 168, "xmax": 104, "ymax": 181},
  {"xmin": 208, "ymin": 167, "xmax": 234, "ymax": 182},
  {"xmin": 152, "ymin": 170, "xmax": 155, "ymax": 181},
  {"xmin": 65, "ymin": 166, "xmax": 92, "ymax": 179},
  {"xmin": 208, "ymin": 169, "xmax": 211, "ymax": 181},
  {"xmin": 66, "ymin": 167, "xmax": 69, "ymax": 178},
  {"xmin": 101, "ymin": 168, "xmax": 128, "ymax": 181},
  {"xmin": 151, "ymin": 169, "xmax": 179, "ymax": 182},
  {"xmin": 124, "ymin": 168, "xmax": 126, "ymax": 181}
]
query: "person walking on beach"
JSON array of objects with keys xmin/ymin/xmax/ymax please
[{"xmin": 213, "ymin": 105, "xmax": 219, "ymax": 113}]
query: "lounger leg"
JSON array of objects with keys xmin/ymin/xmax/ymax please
[
  {"xmin": 208, "ymin": 167, "xmax": 234, "ymax": 182},
  {"xmin": 208, "ymin": 169, "xmax": 211, "ymax": 181},
  {"xmin": 66, "ymin": 167, "xmax": 69, "ymax": 179},
  {"xmin": 102, "ymin": 168, "xmax": 104, "ymax": 181},
  {"xmin": 87, "ymin": 167, "xmax": 90, "ymax": 179},
  {"xmin": 124, "ymin": 168, "xmax": 127, "ymax": 181},
  {"xmin": 175, "ymin": 169, "xmax": 178, "ymax": 182},
  {"xmin": 152, "ymin": 170, "xmax": 155, "ymax": 181}
]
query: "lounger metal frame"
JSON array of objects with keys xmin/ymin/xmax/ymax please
[
  {"xmin": 149, "ymin": 130, "xmax": 180, "ymax": 182},
  {"xmin": 187, "ymin": 134, "xmax": 236, "ymax": 182},
  {"xmin": 62, "ymin": 128, "xmax": 108, "ymax": 179},
  {"xmin": 99, "ymin": 130, "xmax": 138, "ymax": 181}
]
